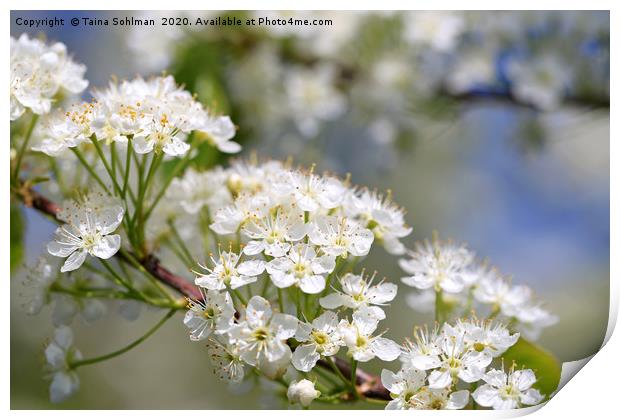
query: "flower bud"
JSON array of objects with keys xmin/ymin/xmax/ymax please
[{"xmin": 287, "ymin": 379, "xmax": 320, "ymax": 407}]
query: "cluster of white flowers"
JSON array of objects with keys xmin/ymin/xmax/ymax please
[
  {"xmin": 382, "ymin": 319, "xmax": 543, "ymax": 410},
  {"xmin": 164, "ymin": 159, "xmax": 412, "ymax": 261},
  {"xmin": 399, "ymin": 238, "xmax": 558, "ymax": 340},
  {"xmin": 31, "ymin": 75, "xmax": 240, "ymax": 157},
  {"xmin": 10, "ymin": 34, "xmax": 88, "ymax": 121},
  {"xmin": 124, "ymin": 10, "xmax": 608, "ymax": 161}
]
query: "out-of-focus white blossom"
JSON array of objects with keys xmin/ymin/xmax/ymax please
[
  {"xmin": 284, "ymin": 64, "xmax": 347, "ymax": 137},
  {"xmin": 10, "ymin": 34, "xmax": 88, "ymax": 120},
  {"xmin": 507, "ymin": 55, "xmax": 571, "ymax": 110},
  {"xmin": 45, "ymin": 326, "xmax": 82, "ymax": 403},
  {"xmin": 399, "ymin": 239, "xmax": 474, "ymax": 294}
]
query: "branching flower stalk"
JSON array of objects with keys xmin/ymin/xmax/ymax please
[{"xmin": 11, "ymin": 34, "xmax": 559, "ymax": 409}]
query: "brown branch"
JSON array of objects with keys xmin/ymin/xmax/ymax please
[{"xmin": 15, "ymin": 186, "xmax": 391, "ymax": 401}]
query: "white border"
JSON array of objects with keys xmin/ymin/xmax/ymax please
[{"xmin": 3, "ymin": 1, "xmax": 616, "ymax": 418}]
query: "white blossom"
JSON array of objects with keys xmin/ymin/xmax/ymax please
[
  {"xmin": 408, "ymin": 387, "xmax": 470, "ymax": 410},
  {"xmin": 507, "ymin": 55, "xmax": 571, "ymax": 110},
  {"xmin": 195, "ymin": 114, "xmax": 241, "ymax": 153},
  {"xmin": 474, "ymin": 275, "xmax": 557, "ymax": 340},
  {"xmin": 445, "ymin": 319, "xmax": 519, "ymax": 358},
  {"xmin": 184, "ymin": 288, "xmax": 235, "ymax": 341},
  {"xmin": 45, "ymin": 326, "xmax": 82, "ymax": 403},
  {"xmin": 275, "ymin": 170, "xmax": 346, "ymax": 213},
  {"xmin": 10, "ymin": 34, "xmax": 88, "ymax": 120},
  {"xmin": 31, "ymin": 106, "xmax": 91, "ymax": 156},
  {"xmin": 168, "ymin": 167, "xmax": 232, "ymax": 215},
  {"xmin": 228, "ymin": 296, "xmax": 298, "ymax": 368},
  {"xmin": 382, "ymin": 367, "xmax": 470, "ymax": 410},
  {"xmin": 400, "ymin": 326, "xmax": 444, "ymax": 371},
  {"xmin": 399, "ymin": 239, "xmax": 474, "ymax": 294},
  {"xmin": 284, "ymin": 64, "xmax": 347, "ymax": 137},
  {"xmin": 308, "ymin": 215, "xmax": 374, "ymax": 258},
  {"xmin": 206, "ymin": 337, "xmax": 246, "ymax": 384},
  {"xmin": 473, "ymin": 368, "xmax": 544, "ymax": 409},
  {"xmin": 426, "ymin": 331, "xmax": 491, "ymax": 389},
  {"xmin": 194, "ymin": 250, "xmax": 265, "ymax": 290},
  {"xmin": 47, "ymin": 200, "xmax": 124, "ymax": 272},
  {"xmin": 21, "ymin": 256, "xmax": 56, "ymax": 315},
  {"xmin": 266, "ymin": 243, "xmax": 335, "ymax": 294},
  {"xmin": 344, "ymin": 189, "xmax": 412, "ymax": 255},
  {"xmin": 292, "ymin": 311, "xmax": 342, "ymax": 371},
  {"xmin": 382, "ymin": 367, "xmax": 426, "ymax": 410},
  {"xmin": 339, "ymin": 310, "xmax": 401, "ymax": 362},
  {"xmin": 320, "ymin": 272, "xmax": 397, "ymax": 320},
  {"xmin": 241, "ymin": 207, "xmax": 307, "ymax": 257}
]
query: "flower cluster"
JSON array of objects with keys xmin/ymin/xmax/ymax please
[
  {"xmin": 31, "ymin": 75, "xmax": 240, "ymax": 157},
  {"xmin": 382, "ymin": 319, "xmax": 543, "ymax": 410},
  {"xmin": 163, "ymin": 159, "xmax": 412, "ymax": 261},
  {"xmin": 10, "ymin": 34, "xmax": 88, "ymax": 120},
  {"xmin": 399, "ymin": 238, "xmax": 558, "ymax": 340},
  {"xmin": 12, "ymin": 32, "xmax": 563, "ymax": 410}
]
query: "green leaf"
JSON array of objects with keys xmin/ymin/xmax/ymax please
[
  {"xmin": 501, "ymin": 337, "xmax": 561, "ymax": 398},
  {"xmin": 10, "ymin": 205, "xmax": 25, "ymax": 272}
]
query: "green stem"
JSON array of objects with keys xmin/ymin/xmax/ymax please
[
  {"xmin": 324, "ymin": 357, "xmax": 351, "ymax": 388},
  {"xmin": 90, "ymin": 136, "xmax": 123, "ymax": 196},
  {"xmin": 118, "ymin": 249, "xmax": 175, "ymax": 301},
  {"xmin": 168, "ymin": 220, "xmax": 194, "ymax": 266},
  {"xmin": 277, "ymin": 287, "xmax": 285, "ymax": 313},
  {"xmin": 70, "ymin": 148, "xmax": 112, "ymax": 195},
  {"xmin": 143, "ymin": 146, "xmax": 193, "ymax": 222},
  {"xmin": 435, "ymin": 289, "xmax": 444, "ymax": 325},
  {"xmin": 70, "ymin": 308, "xmax": 176, "ymax": 369},
  {"xmin": 232, "ymin": 289, "xmax": 247, "ymax": 306},
  {"xmin": 12, "ymin": 113, "xmax": 39, "ymax": 182},
  {"xmin": 350, "ymin": 359, "xmax": 358, "ymax": 396}
]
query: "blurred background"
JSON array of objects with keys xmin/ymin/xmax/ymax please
[{"xmin": 11, "ymin": 10, "xmax": 609, "ymax": 409}]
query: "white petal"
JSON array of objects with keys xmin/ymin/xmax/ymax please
[
  {"xmin": 380, "ymin": 369, "xmax": 402, "ymax": 394},
  {"xmin": 512, "ymin": 369, "xmax": 537, "ymax": 391},
  {"xmin": 368, "ymin": 282, "xmax": 397, "ymax": 304},
  {"xmin": 237, "ymin": 260, "xmax": 265, "ymax": 276},
  {"xmin": 446, "ymin": 390, "xmax": 470, "ymax": 409},
  {"xmin": 60, "ymin": 250, "xmax": 87, "ymax": 272},
  {"xmin": 299, "ymin": 275, "xmax": 326, "ymax": 294},
  {"xmin": 90, "ymin": 234, "xmax": 121, "ymax": 259},
  {"xmin": 272, "ymin": 313, "xmax": 298, "ymax": 339},
  {"xmin": 520, "ymin": 388, "xmax": 544, "ymax": 406},
  {"xmin": 472, "ymin": 384, "xmax": 499, "ymax": 407},
  {"xmin": 245, "ymin": 296, "xmax": 272, "ymax": 328},
  {"xmin": 370, "ymin": 337, "xmax": 401, "ymax": 361},
  {"xmin": 319, "ymin": 293, "xmax": 348, "ymax": 309},
  {"xmin": 428, "ymin": 369, "xmax": 452, "ymax": 389},
  {"xmin": 292, "ymin": 344, "xmax": 320, "ymax": 372},
  {"xmin": 242, "ymin": 241, "xmax": 265, "ymax": 255},
  {"xmin": 49, "ymin": 371, "xmax": 79, "ymax": 403}
]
